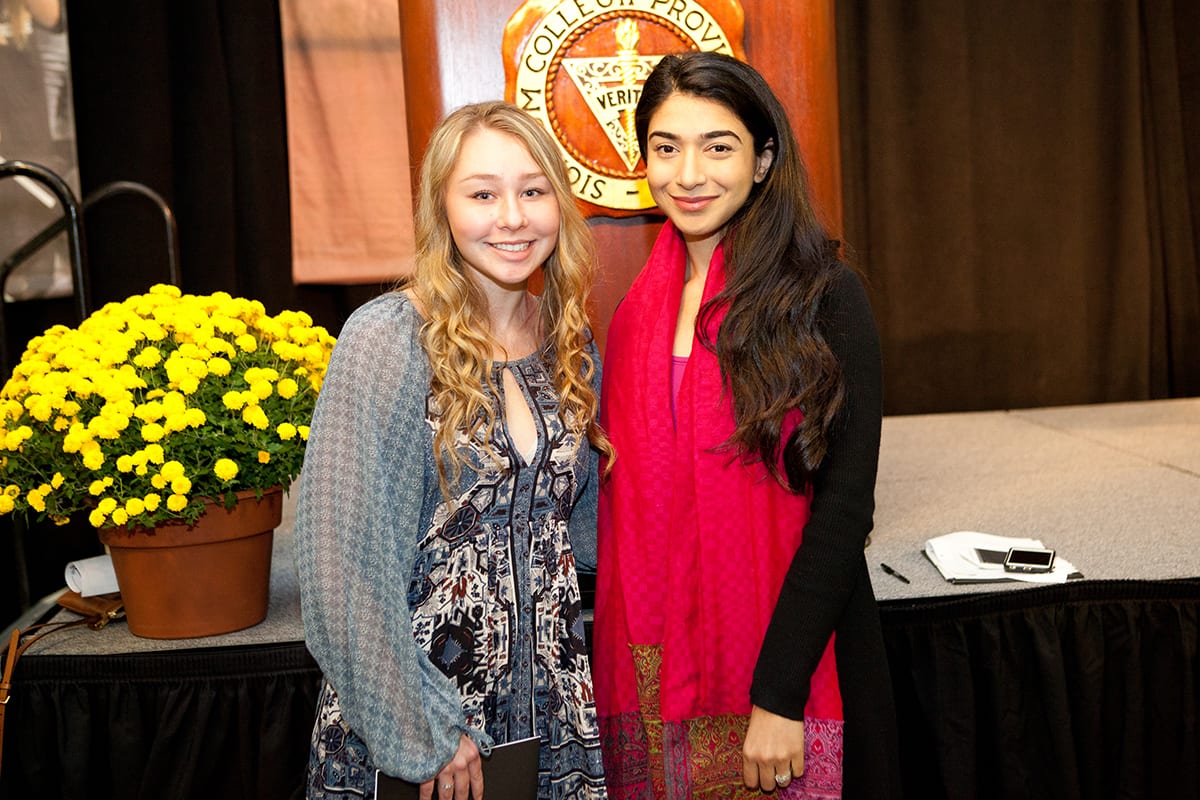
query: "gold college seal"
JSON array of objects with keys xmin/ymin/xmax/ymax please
[{"xmin": 504, "ymin": 0, "xmax": 746, "ymax": 216}]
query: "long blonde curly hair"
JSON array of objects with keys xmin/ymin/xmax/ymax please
[{"xmin": 406, "ymin": 101, "xmax": 612, "ymax": 496}]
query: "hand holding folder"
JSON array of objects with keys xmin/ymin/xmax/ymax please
[{"xmin": 375, "ymin": 736, "xmax": 540, "ymax": 800}]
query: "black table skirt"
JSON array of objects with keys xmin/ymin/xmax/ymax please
[
  {"xmin": 882, "ymin": 578, "xmax": 1200, "ymax": 800},
  {"xmin": 2, "ymin": 643, "xmax": 323, "ymax": 800},
  {"xmin": 4, "ymin": 579, "xmax": 1198, "ymax": 799}
]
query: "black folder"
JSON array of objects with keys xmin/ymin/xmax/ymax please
[{"xmin": 375, "ymin": 736, "xmax": 540, "ymax": 800}]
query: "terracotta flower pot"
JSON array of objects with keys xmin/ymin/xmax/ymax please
[{"xmin": 96, "ymin": 487, "xmax": 283, "ymax": 639}]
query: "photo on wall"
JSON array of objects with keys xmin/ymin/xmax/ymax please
[{"xmin": 1, "ymin": 0, "xmax": 80, "ymax": 301}]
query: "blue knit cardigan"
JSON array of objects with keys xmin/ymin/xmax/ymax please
[{"xmin": 293, "ymin": 292, "xmax": 599, "ymax": 781}]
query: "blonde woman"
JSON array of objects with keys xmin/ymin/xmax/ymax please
[{"xmin": 295, "ymin": 101, "xmax": 611, "ymax": 800}]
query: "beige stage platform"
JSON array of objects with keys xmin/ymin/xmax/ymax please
[{"xmin": 869, "ymin": 396, "xmax": 1200, "ymax": 600}]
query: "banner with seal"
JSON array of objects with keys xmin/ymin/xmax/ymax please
[{"xmin": 503, "ymin": 0, "xmax": 745, "ymax": 216}]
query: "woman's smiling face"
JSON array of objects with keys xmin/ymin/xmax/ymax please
[
  {"xmin": 444, "ymin": 127, "xmax": 561, "ymax": 297},
  {"xmin": 643, "ymin": 92, "xmax": 773, "ymax": 251}
]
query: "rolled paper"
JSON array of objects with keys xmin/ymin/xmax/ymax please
[{"xmin": 65, "ymin": 554, "xmax": 120, "ymax": 596}]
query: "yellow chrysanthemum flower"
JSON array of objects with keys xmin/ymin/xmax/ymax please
[
  {"xmin": 222, "ymin": 390, "xmax": 246, "ymax": 411},
  {"xmin": 160, "ymin": 461, "xmax": 186, "ymax": 481},
  {"xmin": 242, "ymin": 405, "xmax": 270, "ymax": 430},
  {"xmin": 132, "ymin": 346, "xmax": 162, "ymax": 368},
  {"xmin": 212, "ymin": 316, "xmax": 246, "ymax": 336},
  {"xmin": 28, "ymin": 398, "xmax": 53, "ymax": 423},
  {"xmin": 134, "ymin": 403, "xmax": 162, "ymax": 423},
  {"xmin": 162, "ymin": 392, "xmax": 188, "ymax": 415},
  {"xmin": 207, "ymin": 357, "xmax": 232, "ymax": 376},
  {"xmin": 164, "ymin": 413, "xmax": 190, "ymax": 433},
  {"xmin": 271, "ymin": 340, "xmax": 300, "ymax": 361},
  {"xmin": 214, "ymin": 458, "xmax": 239, "ymax": 481},
  {"xmin": 88, "ymin": 416, "xmax": 119, "ymax": 440}
]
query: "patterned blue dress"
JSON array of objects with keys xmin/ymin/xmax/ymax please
[{"xmin": 307, "ymin": 349, "xmax": 606, "ymax": 800}]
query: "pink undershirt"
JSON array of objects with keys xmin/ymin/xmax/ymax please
[{"xmin": 670, "ymin": 355, "xmax": 688, "ymax": 423}]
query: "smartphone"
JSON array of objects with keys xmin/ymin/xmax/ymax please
[{"xmin": 1003, "ymin": 547, "xmax": 1056, "ymax": 573}]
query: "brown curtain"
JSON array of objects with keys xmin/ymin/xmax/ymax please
[
  {"xmin": 836, "ymin": 0, "xmax": 1200, "ymax": 414},
  {"xmin": 279, "ymin": 0, "xmax": 414, "ymax": 284}
]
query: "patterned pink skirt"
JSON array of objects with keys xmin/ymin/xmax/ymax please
[{"xmin": 601, "ymin": 645, "xmax": 844, "ymax": 799}]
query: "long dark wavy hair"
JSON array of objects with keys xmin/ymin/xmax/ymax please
[{"xmin": 635, "ymin": 51, "xmax": 846, "ymax": 491}]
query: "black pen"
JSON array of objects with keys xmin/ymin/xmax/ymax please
[{"xmin": 880, "ymin": 562, "xmax": 910, "ymax": 584}]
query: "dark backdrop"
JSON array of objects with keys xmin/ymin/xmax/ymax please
[
  {"xmin": 3, "ymin": 0, "xmax": 1198, "ymax": 622},
  {"xmin": 836, "ymin": 0, "xmax": 1200, "ymax": 413}
]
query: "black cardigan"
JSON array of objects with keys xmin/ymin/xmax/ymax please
[{"xmin": 748, "ymin": 266, "xmax": 902, "ymax": 798}]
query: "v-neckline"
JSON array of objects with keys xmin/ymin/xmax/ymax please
[{"xmin": 497, "ymin": 356, "xmax": 541, "ymax": 467}]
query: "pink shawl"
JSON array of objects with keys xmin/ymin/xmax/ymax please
[{"xmin": 594, "ymin": 222, "xmax": 841, "ymax": 724}]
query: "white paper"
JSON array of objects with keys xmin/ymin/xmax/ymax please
[
  {"xmin": 65, "ymin": 554, "xmax": 120, "ymax": 596},
  {"xmin": 924, "ymin": 530, "xmax": 1077, "ymax": 584}
]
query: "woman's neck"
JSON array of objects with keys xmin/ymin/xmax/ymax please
[
  {"xmin": 683, "ymin": 230, "xmax": 722, "ymax": 282},
  {"xmin": 486, "ymin": 291, "xmax": 541, "ymax": 361}
]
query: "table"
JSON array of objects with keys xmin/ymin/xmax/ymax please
[
  {"xmin": 4, "ymin": 399, "xmax": 1199, "ymax": 799},
  {"xmin": 1, "ymin": 528, "xmax": 318, "ymax": 800},
  {"xmin": 870, "ymin": 398, "xmax": 1200, "ymax": 799}
]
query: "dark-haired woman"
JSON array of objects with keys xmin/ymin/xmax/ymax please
[{"xmin": 593, "ymin": 52, "xmax": 900, "ymax": 799}]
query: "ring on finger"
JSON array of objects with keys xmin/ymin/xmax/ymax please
[
  {"xmin": 442, "ymin": 782, "xmax": 453, "ymax": 791},
  {"xmin": 775, "ymin": 772, "xmax": 791, "ymax": 786}
]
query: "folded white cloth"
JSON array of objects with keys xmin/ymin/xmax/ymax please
[{"xmin": 65, "ymin": 554, "xmax": 120, "ymax": 596}]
